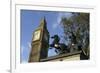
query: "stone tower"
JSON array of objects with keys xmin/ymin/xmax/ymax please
[{"xmin": 28, "ymin": 17, "xmax": 50, "ymax": 62}]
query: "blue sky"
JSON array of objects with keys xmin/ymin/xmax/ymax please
[{"xmin": 20, "ymin": 10, "xmax": 72, "ymax": 63}]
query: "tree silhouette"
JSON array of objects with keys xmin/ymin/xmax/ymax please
[{"xmin": 60, "ymin": 13, "xmax": 90, "ymax": 59}]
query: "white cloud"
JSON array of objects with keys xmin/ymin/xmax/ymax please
[
  {"xmin": 22, "ymin": 60, "xmax": 28, "ymax": 63},
  {"xmin": 52, "ymin": 12, "xmax": 72, "ymax": 29},
  {"xmin": 21, "ymin": 44, "xmax": 30, "ymax": 63},
  {"xmin": 27, "ymin": 42, "xmax": 31, "ymax": 49},
  {"xmin": 52, "ymin": 13, "xmax": 62, "ymax": 29},
  {"xmin": 21, "ymin": 45, "xmax": 24, "ymax": 54},
  {"xmin": 21, "ymin": 42, "xmax": 31, "ymax": 54},
  {"xmin": 20, "ymin": 45, "xmax": 25, "ymax": 63},
  {"xmin": 48, "ymin": 48, "xmax": 57, "ymax": 57}
]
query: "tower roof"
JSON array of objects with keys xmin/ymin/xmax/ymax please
[{"xmin": 39, "ymin": 17, "xmax": 47, "ymax": 29}]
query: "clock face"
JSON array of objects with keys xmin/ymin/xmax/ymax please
[{"xmin": 33, "ymin": 30, "xmax": 41, "ymax": 41}]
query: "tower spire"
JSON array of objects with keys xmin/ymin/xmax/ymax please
[{"xmin": 39, "ymin": 16, "xmax": 47, "ymax": 29}]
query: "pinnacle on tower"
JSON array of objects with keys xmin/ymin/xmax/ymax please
[{"xmin": 39, "ymin": 16, "xmax": 47, "ymax": 29}]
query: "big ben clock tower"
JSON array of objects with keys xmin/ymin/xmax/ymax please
[{"xmin": 28, "ymin": 17, "xmax": 50, "ymax": 62}]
